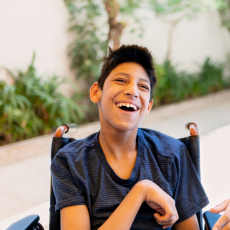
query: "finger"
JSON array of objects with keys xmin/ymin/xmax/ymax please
[
  {"xmin": 213, "ymin": 215, "xmax": 230, "ymax": 230},
  {"xmin": 155, "ymin": 208, "xmax": 166, "ymax": 215},
  {"xmin": 154, "ymin": 213, "xmax": 175, "ymax": 225},
  {"xmin": 156, "ymin": 221, "xmax": 174, "ymax": 228},
  {"xmin": 154, "ymin": 212, "xmax": 174, "ymax": 222},
  {"xmin": 154, "ymin": 219, "xmax": 174, "ymax": 227},
  {"xmin": 211, "ymin": 200, "xmax": 230, "ymax": 214}
]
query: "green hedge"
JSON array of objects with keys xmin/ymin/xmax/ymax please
[
  {"xmin": 0, "ymin": 53, "xmax": 85, "ymax": 145},
  {"xmin": 154, "ymin": 58, "xmax": 230, "ymax": 106}
]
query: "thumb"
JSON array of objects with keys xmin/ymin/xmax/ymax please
[
  {"xmin": 210, "ymin": 200, "xmax": 230, "ymax": 214},
  {"xmin": 154, "ymin": 211, "xmax": 173, "ymax": 222}
]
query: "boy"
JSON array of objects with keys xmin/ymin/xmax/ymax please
[{"xmin": 51, "ymin": 45, "xmax": 209, "ymax": 230}]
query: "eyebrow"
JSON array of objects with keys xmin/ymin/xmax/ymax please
[
  {"xmin": 113, "ymin": 72, "xmax": 130, "ymax": 77},
  {"xmin": 113, "ymin": 72, "xmax": 150, "ymax": 84}
]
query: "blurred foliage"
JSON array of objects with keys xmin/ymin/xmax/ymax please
[
  {"xmin": 148, "ymin": 0, "xmax": 207, "ymax": 19},
  {"xmin": 0, "ymin": 53, "xmax": 85, "ymax": 145},
  {"xmin": 217, "ymin": 0, "xmax": 230, "ymax": 33},
  {"xmin": 154, "ymin": 58, "xmax": 230, "ymax": 105},
  {"xmin": 63, "ymin": 0, "xmax": 230, "ymax": 83},
  {"xmin": 202, "ymin": 0, "xmax": 230, "ymax": 33},
  {"xmin": 64, "ymin": 0, "xmax": 107, "ymax": 85},
  {"xmin": 226, "ymin": 52, "xmax": 230, "ymax": 73},
  {"xmin": 146, "ymin": 0, "xmax": 230, "ymax": 61},
  {"xmin": 63, "ymin": 0, "xmax": 108, "ymax": 120},
  {"xmin": 63, "ymin": 0, "xmax": 142, "ymax": 84},
  {"xmin": 147, "ymin": 0, "xmax": 229, "ymax": 25},
  {"xmin": 63, "ymin": 0, "xmax": 143, "ymax": 119}
]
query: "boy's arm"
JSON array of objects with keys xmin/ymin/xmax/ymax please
[
  {"xmin": 60, "ymin": 179, "xmax": 178, "ymax": 230},
  {"xmin": 173, "ymin": 214, "xmax": 200, "ymax": 230},
  {"xmin": 61, "ymin": 205, "xmax": 91, "ymax": 230}
]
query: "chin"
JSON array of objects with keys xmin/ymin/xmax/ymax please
[{"xmin": 112, "ymin": 121, "xmax": 138, "ymax": 132}]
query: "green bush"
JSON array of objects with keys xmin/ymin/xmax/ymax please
[
  {"xmin": 154, "ymin": 58, "xmax": 230, "ymax": 106},
  {"xmin": 0, "ymin": 53, "xmax": 85, "ymax": 145}
]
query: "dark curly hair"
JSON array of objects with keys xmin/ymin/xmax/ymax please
[{"xmin": 97, "ymin": 44, "xmax": 157, "ymax": 101}]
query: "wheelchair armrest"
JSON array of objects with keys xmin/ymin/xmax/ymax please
[
  {"xmin": 6, "ymin": 214, "xmax": 44, "ymax": 230},
  {"xmin": 203, "ymin": 211, "xmax": 221, "ymax": 230}
]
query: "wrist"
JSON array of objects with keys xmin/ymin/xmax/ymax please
[{"xmin": 135, "ymin": 180, "xmax": 148, "ymax": 202}]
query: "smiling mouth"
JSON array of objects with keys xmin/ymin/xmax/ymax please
[{"xmin": 116, "ymin": 103, "xmax": 138, "ymax": 112}]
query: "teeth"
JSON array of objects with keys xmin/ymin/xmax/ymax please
[{"xmin": 116, "ymin": 103, "xmax": 138, "ymax": 110}]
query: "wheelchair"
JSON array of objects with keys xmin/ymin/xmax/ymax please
[{"xmin": 6, "ymin": 123, "xmax": 221, "ymax": 230}]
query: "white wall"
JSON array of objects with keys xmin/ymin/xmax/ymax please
[
  {"xmin": 0, "ymin": 0, "xmax": 230, "ymax": 84},
  {"xmin": 0, "ymin": 0, "xmax": 74, "ymax": 84},
  {"xmin": 121, "ymin": 9, "xmax": 230, "ymax": 72}
]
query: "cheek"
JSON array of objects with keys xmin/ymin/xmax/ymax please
[
  {"xmin": 141, "ymin": 95, "xmax": 150, "ymax": 109},
  {"xmin": 104, "ymin": 86, "xmax": 122, "ymax": 103},
  {"xmin": 100, "ymin": 94, "xmax": 114, "ymax": 115}
]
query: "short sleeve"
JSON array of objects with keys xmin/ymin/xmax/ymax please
[
  {"xmin": 172, "ymin": 144, "xmax": 209, "ymax": 223},
  {"xmin": 51, "ymin": 151, "xmax": 86, "ymax": 211}
]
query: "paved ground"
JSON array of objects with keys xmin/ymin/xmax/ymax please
[{"xmin": 0, "ymin": 90, "xmax": 230, "ymax": 229}]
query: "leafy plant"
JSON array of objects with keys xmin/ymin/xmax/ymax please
[
  {"xmin": 64, "ymin": 0, "xmax": 143, "ymax": 83},
  {"xmin": 153, "ymin": 58, "xmax": 230, "ymax": 105},
  {"xmin": 209, "ymin": 0, "xmax": 230, "ymax": 34},
  {"xmin": 0, "ymin": 53, "xmax": 85, "ymax": 145},
  {"xmin": 197, "ymin": 57, "xmax": 227, "ymax": 93},
  {"xmin": 64, "ymin": 0, "xmax": 107, "ymax": 87}
]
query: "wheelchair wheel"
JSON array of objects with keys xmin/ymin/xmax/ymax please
[{"xmin": 33, "ymin": 222, "xmax": 44, "ymax": 230}]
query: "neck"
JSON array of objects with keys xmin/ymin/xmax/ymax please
[{"xmin": 99, "ymin": 126, "xmax": 138, "ymax": 160}]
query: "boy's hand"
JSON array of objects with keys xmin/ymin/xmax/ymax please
[
  {"xmin": 210, "ymin": 199, "xmax": 230, "ymax": 230},
  {"xmin": 139, "ymin": 179, "xmax": 179, "ymax": 229}
]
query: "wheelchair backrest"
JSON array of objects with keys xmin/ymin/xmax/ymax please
[{"xmin": 49, "ymin": 135, "xmax": 202, "ymax": 230}]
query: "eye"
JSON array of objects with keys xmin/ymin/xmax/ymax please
[
  {"xmin": 115, "ymin": 79, "xmax": 126, "ymax": 83},
  {"xmin": 140, "ymin": 85, "xmax": 149, "ymax": 90}
]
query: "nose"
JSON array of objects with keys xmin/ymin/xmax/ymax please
[{"xmin": 123, "ymin": 82, "xmax": 139, "ymax": 98}]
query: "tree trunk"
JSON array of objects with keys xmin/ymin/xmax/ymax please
[
  {"xmin": 104, "ymin": 0, "xmax": 125, "ymax": 50},
  {"xmin": 166, "ymin": 19, "xmax": 181, "ymax": 61}
]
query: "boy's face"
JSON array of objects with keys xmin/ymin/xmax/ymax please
[{"xmin": 90, "ymin": 62, "xmax": 153, "ymax": 132}]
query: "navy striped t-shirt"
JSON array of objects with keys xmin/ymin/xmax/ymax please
[{"xmin": 51, "ymin": 128, "xmax": 209, "ymax": 230}]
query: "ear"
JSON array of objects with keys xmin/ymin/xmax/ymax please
[
  {"xmin": 146, "ymin": 99, "xmax": 153, "ymax": 116},
  {"xmin": 90, "ymin": 82, "xmax": 102, "ymax": 103}
]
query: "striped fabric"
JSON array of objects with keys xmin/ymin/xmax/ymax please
[{"xmin": 51, "ymin": 128, "xmax": 209, "ymax": 230}]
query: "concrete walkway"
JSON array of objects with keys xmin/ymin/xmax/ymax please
[{"xmin": 0, "ymin": 89, "xmax": 230, "ymax": 229}]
